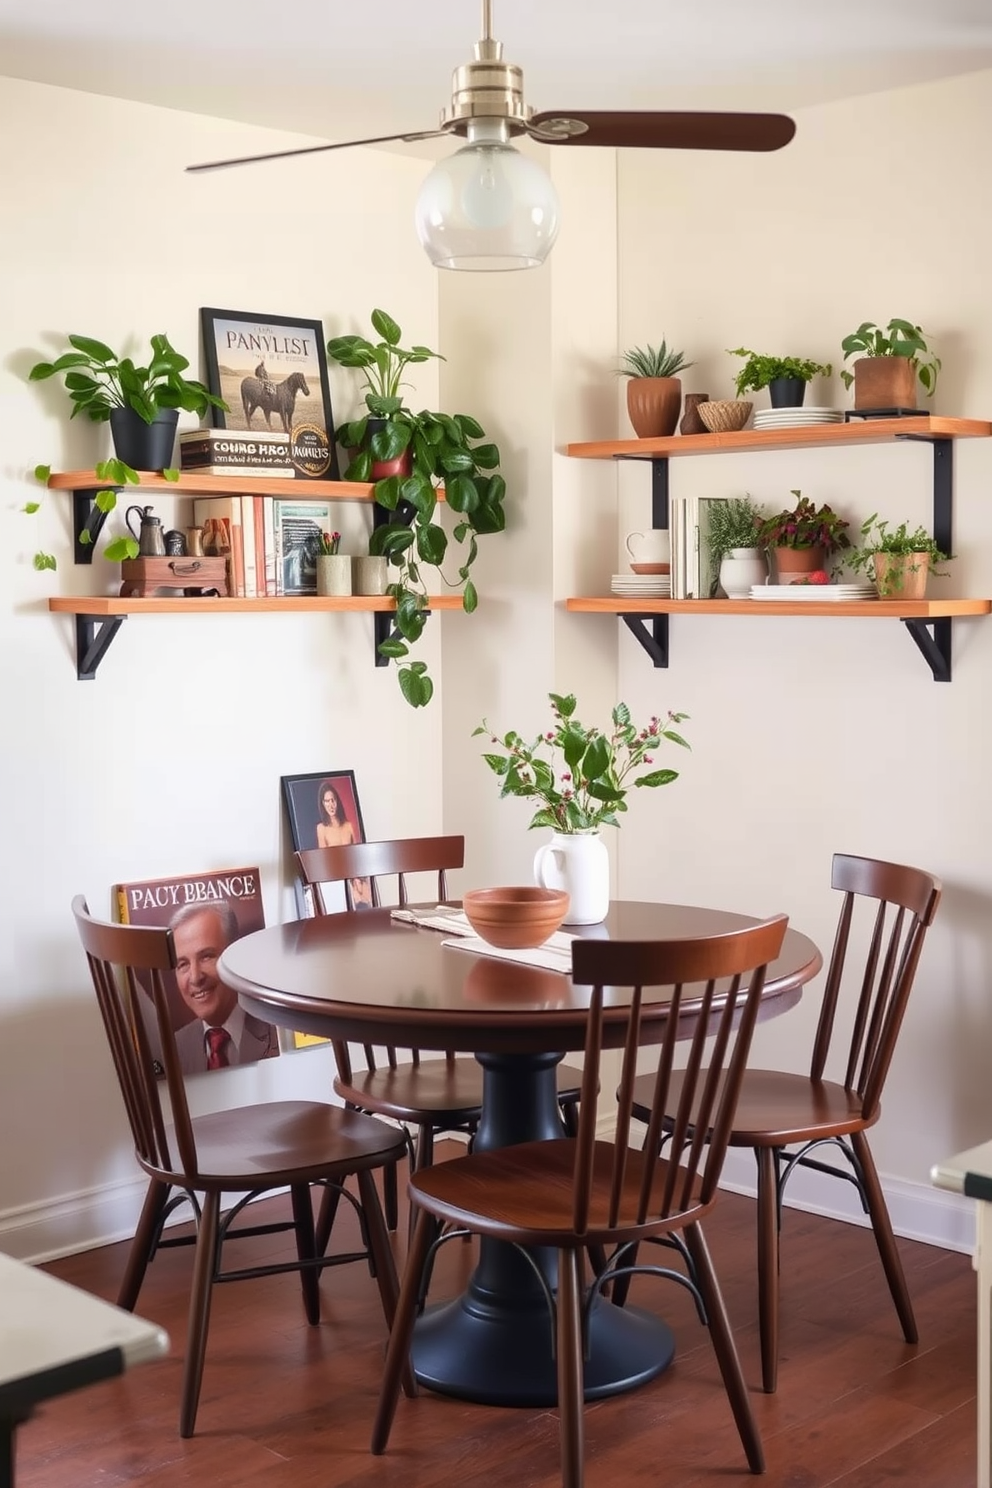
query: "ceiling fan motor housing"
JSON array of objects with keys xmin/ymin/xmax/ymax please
[{"xmin": 441, "ymin": 38, "xmax": 533, "ymax": 137}]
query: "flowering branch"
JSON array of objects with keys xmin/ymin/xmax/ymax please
[{"xmin": 473, "ymin": 692, "xmax": 690, "ymax": 833}]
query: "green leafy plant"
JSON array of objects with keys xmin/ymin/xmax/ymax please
[
  {"xmin": 846, "ymin": 513, "xmax": 950, "ymax": 593},
  {"xmin": 27, "ymin": 333, "xmax": 227, "ymax": 567},
  {"xmin": 328, "ymin": 309, "xmax": 505, "ymax": 709},
  {"xmin": 473, "ymin": 692, "xmax": 690, "ymax": 833},
  {"xmin": 706, "ymin": 495, "xmax": 766, "ymax": 570},
  {"xmin": 727, "ymin": 348, "xmax": 832, "ymax": 398},
  {"xmin": 618, "ymin": 340, "xmax": 693, "ymax": 379},
  {"xmin": 757, "ymin": 490, "xmax": 851, "ymax": 555},
  {"xmin": 839, "ymin": 319, "xmax": 941, "ymax": 394}
]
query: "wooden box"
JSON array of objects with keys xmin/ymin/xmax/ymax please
[{"xmin": 119, "ymin": 556, "xmax": 229, "ymax": 598}]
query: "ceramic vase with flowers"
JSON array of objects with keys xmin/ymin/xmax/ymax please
[
  {"xmin": 756, "ymin": 490, "xmax": 851, "ymax": 583},
  {"xmin": 474, "ymin": 693, "xmax": 690, "ymax": 924},
  {"xmin": 315, "ymin": 530, "xmax": 352, "ymax": 595}
]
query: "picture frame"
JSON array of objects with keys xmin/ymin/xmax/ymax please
[
  {"xmin": 199, "ymin": 307, "xmax": 339, "ymax": 480},
  {"xmin": 280, "ymin": 770, "xmax": 373, "ymax": 918}
]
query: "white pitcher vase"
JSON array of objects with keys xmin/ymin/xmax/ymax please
[{"xmin": 533, "ymin": 830, "xmax": 610, "ymax": 925}]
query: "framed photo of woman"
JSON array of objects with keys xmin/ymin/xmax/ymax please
[{"xmin": 280, "ymin": 770, "xmax": 371, "ymax": 916}]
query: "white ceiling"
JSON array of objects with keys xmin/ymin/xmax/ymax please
[{"xmin": 2, "ymin": 0, "xmax": 991, "ymax": 158}]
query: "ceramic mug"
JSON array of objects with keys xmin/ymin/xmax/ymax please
[{"xmin": 624, "ymin": 530, "xmax": 670, "ymax": 566}]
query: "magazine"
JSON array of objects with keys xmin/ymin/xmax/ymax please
[{"xmin": 113, "ymin": 866, "xmax": 279, "ymax": 1076}]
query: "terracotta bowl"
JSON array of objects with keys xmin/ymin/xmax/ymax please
[
  {"xmin": 462, "ymin": 886, "xmax": 570, "ymax": 949},
  {"xmin": 697, "ymin": 399, "xmax": 753, "ymax": 433}
]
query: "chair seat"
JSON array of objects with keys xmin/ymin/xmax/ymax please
[
  {"xmin": 336, "ymin": 1060, "xmax": 584, "ymax": 1126},
  {"xmin": 410, "ymin": 1137, "xmax": 708, "ymax": 1246},
  {"xmin": 143, "ymin": 1101, "xmax": 408, "ymax": 1189},
  {"xmin": 631, "ymin": 1068, "xmax": 873, "ymax": 1148}
]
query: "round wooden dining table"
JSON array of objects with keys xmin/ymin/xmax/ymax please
[{"xmin": 220, "ymin": 900, "xmax": 821, "ymax": 1409}]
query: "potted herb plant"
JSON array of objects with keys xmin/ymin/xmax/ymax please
[
  {"xmin": 727, "ymin": 347, "xmax": 833, "ymax": 408},
  {"xmin": 757, "ymin": 489, "xmax": 851, "ymax": 582},
  {"xmin": 846, "ymin": 514, "xmax": 950, "ymax": 598},
  {"xmin": 473, "ymin": 692, "xmax": 689, "ymax": 924},
  {"xmin": 618, "ymin": 338, "xmax": 693, "ymax": 439},
  {"xmin": 328, "ymin": 309, "xmax": 506, "ymax": 709},
  {"xmin": 705, "ymin": 494, "xmax": 768, "ymax": 597},
  {"xmin": 28, "ymin": 333, "xmax": 227, "ymax": 567},
  {"xmin": 839, "ymin": 319, "xmax": 941, "ymax": 412}
]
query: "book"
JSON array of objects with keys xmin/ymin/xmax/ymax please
[
  {"xmin": 253, "ymin": 493, "xmax": 267, "ymax": 600},
  {"xmin": 241, "ymin": 496, "xmax": 257, "ymax": 598},
  {"xmin": 180, "ymin": 461, "xmax": 296, "ymax": 479},
  {"xmin": 113, "ymin": 866, "xmax": 279, "ymax": 1076},
  {"xmin": 694, "ymin": 496, "xmax": 728, "ymax": 599},
  {"xmin": 272, "ymin": 499, "xmax": 334, "ymax": 596},
  {"xmin": 192, "ymin": 496, "xmax": 245, "ymax": 597}
]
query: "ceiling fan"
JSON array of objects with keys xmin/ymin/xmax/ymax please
[{"xmin": 187, "ymin": 1, "xmax": 796, "ymax": 270}]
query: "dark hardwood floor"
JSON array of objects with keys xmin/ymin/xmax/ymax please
[{"xmin": 18, "ymin": 1146, "xmax": 977, "ymax": 1487}]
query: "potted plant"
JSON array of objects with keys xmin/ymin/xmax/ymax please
[
  {"xmin": 839, "ymin": 319, "xmax": 941, "ymax": 412},
  {"xmin": 28, "ymin": 333, "xmax": 227, "ymax": 567},
  {"xmin": 473, "ymin": 693, "xmax": 690, "ymax": 924},
  {"xmin": 705, "ymin": 494, "xmax": 768, "ymax": 597},
  {"xmin": 846, "ymin": 513, "xmax": 950, "ymax": 598},
  {"xmin": 727, "ymin": 347, "xmax": 833, "ymax": 408},
  {"xmin": 328, "ymin": 309, "xmax": 506, "ymax": 709},
  {"xmin": 618, "ymin": 339, "xmax": 693, "ymax": 439},
  {"xmin": 757, "ymin": 489, "xmax": 851, "ymax": 582}
]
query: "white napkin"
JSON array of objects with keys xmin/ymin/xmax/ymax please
[
  {"xmin": 390, "ymin": 905, "xmax": 475, "ymax": 936},
  {"xmin": 441, "ymin": 933, "xmax": 574, "ymax": 975}
]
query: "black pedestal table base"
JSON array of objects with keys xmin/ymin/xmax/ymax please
[{"xmin": 410, "ymin": 1049, "xmax": 676, "ymax": 1406}]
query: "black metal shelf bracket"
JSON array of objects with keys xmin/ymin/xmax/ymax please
[
  {"xmin": 72, "ymin": 486, "xmax": 118, "ymax": 565},
  {"xmin": 903, "ymin": 618, "xmax": 952, "ymax": 683},
  {"xmin": 620, "ymin": 614, "xmax": 669, "ymax": 667},
  {"xmin": 74, "ymin": 614, "xmax": 126, "ymax": 681}
]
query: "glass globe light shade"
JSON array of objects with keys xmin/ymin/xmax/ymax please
[{"xmin": 415, "ymin": 122, "xmax": 560, "ymax": 271}]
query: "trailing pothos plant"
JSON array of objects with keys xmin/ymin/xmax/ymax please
[
  {"xmin": 328, "ymin": 309, "xmax": 506, "ymax": 708},
  {"xmin": 27, "ymin": 333, "xmax": 226, "ymax": 568}
]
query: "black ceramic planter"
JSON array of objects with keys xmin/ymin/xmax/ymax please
[
  {"xmin": 768, "ymin": 377, "xmax": 806, "ymax": 409},
  {"xmin": 109, "ymin": 407, "xmax": 179, "ymax": 471}
]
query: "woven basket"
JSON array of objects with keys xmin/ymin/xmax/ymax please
[{"xmin": 697, "ymin": 399, "xmax": 752, "ymax": 433}]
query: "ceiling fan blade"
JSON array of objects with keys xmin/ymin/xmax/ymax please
[
  {"xmin": 529, "ymin": 111, "xmax": 796, "ymax": 153},
  {"xmin": 186, "ymin": 128, "xmax": 446, "ymax": 174}
]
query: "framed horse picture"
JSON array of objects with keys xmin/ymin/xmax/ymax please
[{"xmin": 199, "ymin": 307, "xmax": 339, "ymax": 480}]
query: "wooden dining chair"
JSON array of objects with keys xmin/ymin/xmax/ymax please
[
  {"xmin": 372, "ymin": 913, "xmax": 790, "ymax": 1485},
  {"xmin": 296, "ymin": 835, "xmax": 584, "ymax": 1242},
  {"xmin": 72, "ymin": 895, "xmax": 413, "ymax": 1438},
  {"xmin": 625, "ymin": 853, "xmax": 942, "ymax": 1393}
]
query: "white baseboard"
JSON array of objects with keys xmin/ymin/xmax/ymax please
[{"xmin": 3, "ymin": 1136, "xmax": 978, "ymax": 1266}]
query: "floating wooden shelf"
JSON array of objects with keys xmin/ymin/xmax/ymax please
[
  {"xmin": 47, "ymin": 469, "xmax": 381, "ymax": 501},
  {"xmin": 565, "ymin": 597, "xmax": 991, "ymax": 618},
  {"xmin": 564, "ymin": 413, "xmax": 992, "ymax": 682},
  {"xmin": 49, "ymin": 595, "xmax": 465, "ymax": 616},
  {"xmin": 564, "ymin": 415, "xmax": 992, "ymax": 460}
]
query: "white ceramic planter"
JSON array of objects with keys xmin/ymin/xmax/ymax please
[
  {"xmin": 719, "ymin": 547, "xmax": 768, "ymax": 597},
  {"xmin": 533, "ymin": 830, "xmax": 610, "ymax": 925}
]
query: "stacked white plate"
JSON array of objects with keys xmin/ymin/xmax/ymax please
[
  {"xmin": 750, "ymin": 582, "xmax": 877, "ymax": 602},
  {"xmin": 752, "ymin": 407, "xmax": 844, "ymax": 430},
  {"xmin": 611, "ymin": 572, "xmax": 671, "ymax": 598}
]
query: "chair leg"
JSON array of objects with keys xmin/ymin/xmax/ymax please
[
  {"xmin": 118, "ymin": 1179, "xmax": 169, "ymax": 1312},
  {"xmin": 179, "ymin": 1189, "xmax": 220, "ymax": 1439},
  {"xmin": 852, "ymin": 1130, "xmax": 918, "ymax": 1344},
  {"xmin": 755, "ymin": 1145, "xmax": 780, "ymax": 1393},
  {"xmin": 556, "ymin": 1248, "xmax": 585, "ymax": 1488},
  {"xmin": 407, "ymin": 1125, "xmax": 434, "ymax": 1249},
  {"xmin": 290, "ymin": 1183, "xmax": 321, "ymax": 1325},
  {"xmin": 685, "ymin": 1222, "xmax": 764, "ymax": 1474},
  {"xmin": 383, "ymin": 1158, "xmax": 399, "ymax": 1232},
  {"xmin": 371, "ymin": 1207, "xmax": 435, "ymax": 1454},
  {"xmin": 357, "ymin": 1169, "xmax": 416, "ymax": 1400},
  {"xmin": 560, "ymin": 1096, "xmax": 579, "ymax": 1138},
  {"xmin": 314, "ymin": 1180, "xmax": 343, "ymax": 1260},
  {"xmin": 609, "ymin": 1244, "xmax": 638, "ymax": 1309}
]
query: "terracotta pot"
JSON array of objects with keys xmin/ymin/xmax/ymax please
[
  {"xmin": 872, "ymin": 550, "xmax": 931, "ymax": 599},
  {"xmin": 772, "ymin": 546, "xmax": 826, "ymax": 583},
  {"xmin": 626, "ymin": 377, "xmax": 682, "ymax": 438},
  {"xmin": 679, "ymin": 392, "xmax": 710, "ymax": 436},
  {"xmin": 852, "ymin": 357, "xmax": 917, "ymax": 412}
]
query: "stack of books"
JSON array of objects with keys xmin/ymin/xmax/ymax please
[
  {"xmin": 191, "ymin": 496, "xmax": 339, "ymax": 599},
  {"xmin": 180, "ymin": 428, "xmax": 295, "ymax": 478}
]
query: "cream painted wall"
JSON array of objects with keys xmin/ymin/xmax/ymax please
[
  {"xmin": 0, "ymin": 77, "xmax": 453, "ymax": 1259},
  {"xmin": 605, "ymin": 67, "xmax": 992, "ymax": 1232}
]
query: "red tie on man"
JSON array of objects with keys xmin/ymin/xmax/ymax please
[{"xmin": 206, "ymin": 1026, "xmax": 231, "ymax": 1070}]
